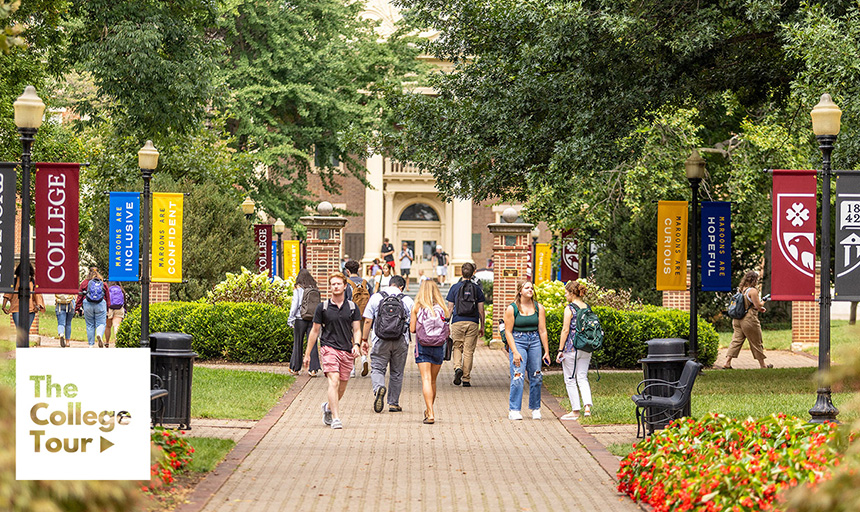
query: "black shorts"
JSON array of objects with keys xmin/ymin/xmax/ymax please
[{"xmin": 400, "ymin": 268, "xmax": 411, "ymax": 276}]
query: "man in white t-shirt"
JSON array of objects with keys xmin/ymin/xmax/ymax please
[
  {"xmin": 399, "ymin": 242, "xmax": 414, "ymax": 291},
  {"xmin": 433, "ymin": 245, "xmax": 449, "ymax": 285}
]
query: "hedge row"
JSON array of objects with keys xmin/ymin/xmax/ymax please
[
  {"xmin": 485, "ymin": 303, "xmax": 718, "ymax": 368},
  {"xmin": 116, "ymin": 302, "xmax": 295, "ymax": 363}
]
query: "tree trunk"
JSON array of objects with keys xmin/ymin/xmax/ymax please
[{"xmin": 851, "ymin": 301, "xmax": 857, "ymax": 325}]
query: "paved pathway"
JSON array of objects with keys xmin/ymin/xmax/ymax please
[{"xmin": 187, "ymin": 343, "xmax": 640, "ymax": 512}]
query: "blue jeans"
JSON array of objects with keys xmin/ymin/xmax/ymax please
[
  {"xmin": 509, "ymin": 330, "xmax": 543, "ymax": 411},
  {"xmin": 56, "ymin": 303, "xmax": 74, "ymax": 339},
  {"xmin": 82, "ymin": 300, "xmax": 107, "ymax": 345},
  {"xmin": 12, "ymin": 312, "xmax": 36, "ymax": 331}
]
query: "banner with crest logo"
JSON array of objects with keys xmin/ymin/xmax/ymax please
[
  {"xmin": 560, "ymin": 229, "xmax": 580, "ymax": 282},
  {"xmin": 771, "ymin": 170, "xmax": 817, "ymax": 301}
]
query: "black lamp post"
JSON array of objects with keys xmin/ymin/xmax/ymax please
[
  {"xmin": 13, "ymin": 86, "xmax": 45, "ymax": 349},
  {"xmin": 530, "ymin": 226, "xmax": 540, "ymax": 283},
  {"xmin": 685, "ymin": 150, "xmax": 706, "ymax": 361},
  {"xmin": 138, "ymin": 140, "xmax": 160, "ymax": 348},
  {"xmin": 809, "ymin": 93, "xmax": 841, "ymax": 423},
  {"xmin": 273, "ymin": 218, "xmax": 285, "ymax": 278}
]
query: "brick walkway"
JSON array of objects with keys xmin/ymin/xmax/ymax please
[{"xmin": 186, "ymin": 343, "xmax": 641, "ymax": 512}]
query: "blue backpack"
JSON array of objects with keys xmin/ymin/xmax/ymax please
[{"xmin": 86, "ymin": 279, "xmax": 105, "ymax": 302}]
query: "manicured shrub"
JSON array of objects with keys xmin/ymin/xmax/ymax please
[
  {"xmin": 206, "ymin": 267, "xmax": 294, "ymax": 309},
  {"xmin": 618, "ymin": 413, "xmax": 840, "ymax": 512}
]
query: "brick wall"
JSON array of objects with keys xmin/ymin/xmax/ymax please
[
  {"xmin": 488, "ymin": 223, "xmax": 534, "ymax": 348},
  {"xmin": 299, "ymin": 215, "xmax": 347, "ymax": 300},
  {"xmin": 150, "ymin": 283, "xmax": 171, "ymax": 303},
  {"xmin": 791, "ymin": 264, "xmax": 821, "ymax": 348},
  {"xmin": 662, "ymin": 262, "xmax": 692, "ymax": 311}
]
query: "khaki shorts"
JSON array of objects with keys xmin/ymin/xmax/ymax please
[{"xmin": 107, "ymin": 308, "xmax": 125, "ymax": 320}]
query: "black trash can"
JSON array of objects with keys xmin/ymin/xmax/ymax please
[
  {"xmin": 638, "ymin": 338, "xmax": 690, "ymax": 433},
  {"xmin": 151, "ymin": 332, "xmax": 197, "ymax": 429}
]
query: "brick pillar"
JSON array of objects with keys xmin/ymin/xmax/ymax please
[
  {"xmin": 661, "ymin": 262, "xmax": 692, "ymax": 311},
  {"xmin": 791, "ymin": 263, "xmax": 821, "ymax": 352},
  {"xmin": 487, "ymin": 221, "xmax": 534, "ymax": 350},
  {"xmin": 299, "ymin": 213, "xmax": 347, "ymax": 300},
  {"xmin": 150, "ymin": 283, "xmax": 171, "ymax": 303}
]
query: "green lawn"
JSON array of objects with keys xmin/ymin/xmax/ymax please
[
  {"xmin": 717, "ymin": 320, "xmax": 859, "ymax": 352},
  {"xmin": 37, "ymin": 306, "xmax": 88, "ymax": 341},
  {"xmin": 545, "ymin": 367, "xmax": 857, "ymax": 425},
  {"xmin": 186, "ymin": 437, "xmax": 236, "ymax": 473}
]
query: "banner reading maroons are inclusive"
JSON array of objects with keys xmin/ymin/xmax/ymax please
[
  {"xmin": 700, "ymin": 201, "xmax": 732, "ymax": 291},
  {"xmin": 0, "ymin": 163, "xmax": 17, "ymax": 291},
  {"xmin": 152, "ymin": 193, "xmax": 183, "ymax": 283},
  {"xmin": 656, "ymin": 201, "xmax": 688, "ymax": 291},
  {"xmin": 34, "ymin": 163, "xmax": 80, "ymax": 293},
  {"xmin": 771, "ymin": 170, "xmax": 817, "ymax": 301},
  {"xmin": 109, "ymin": 192, "xmax": 140, "ymax": 281}
]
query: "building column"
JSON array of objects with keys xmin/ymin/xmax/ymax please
[
  {"xmin": 791, "ymin": 263, "xmax": 821, "ymax": 352},
  {"xmin": 487, "ymin": 221, "xmax": 533, "ymax": 350},
  {"xmin": 383, "ymin": 190, "xmax": 395, "ymax": 247},
  {"xmin": 299, "ymin": 213, "xmax": 348, "ymax": 300},
  {"xmin": 363, "ymin": 153, "xmax": 384, "ymax": 266},
  {"xmin": 452, "ymin": 197, "xmax": 472, "ymax": 271}
]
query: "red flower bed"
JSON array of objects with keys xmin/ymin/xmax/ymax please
[
  {"xmin": 617, "ymin": 413, "xmax": 841, "ymax": 511},
  {"xmin": 142, "ymin": 428, "xmax": 195, "ymax": 493}
]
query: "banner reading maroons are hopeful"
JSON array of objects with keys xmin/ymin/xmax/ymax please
[
  {"xmin": 152, "ymin": 193, "xmax": 183, "ymax": 283},
  {"xmin": 700, "ymin": 201, "xmax": 732, "ymax": 291},
  {"xmin": 34, "ymin": 163, "xmax": 80, "ymax": 293},
  {"xmin": 109, "ymin": 192, "xmax": 140, "ymax": 281},
  {"xmin": 836, "ymin": 173, "xmax": 860, "ymax": 301},
  {"xmin": 0, "ymin": 163, "xmax": 17, "ymax": 291},
  {"xmin": 771, "ymin": 170, "xmax": 817, "ymax": 301},
  {"xmin": 656, "ymin": 201, "xmax": 688, "ymax": 291},
  {"xmin": 255, "ymin": 224, "xmax": 272, "ymax": 276}
]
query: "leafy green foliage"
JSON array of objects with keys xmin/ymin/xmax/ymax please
[
  {"xmin": 148, "ymin": 428, "xmax": 194, "ymax": 490},
  {"xmin": 206, "ymin": 268, "xmax": 294, "ymax": 309}
]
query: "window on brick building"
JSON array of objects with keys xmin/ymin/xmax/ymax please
[{"xmin": 399, "ymin": 203, "xmax": 439, "ymax": 221}]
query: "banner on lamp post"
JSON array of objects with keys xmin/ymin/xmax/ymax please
[
  {"xmin": 0, "ymin": 163, "xmax": 17, "ymax": 291},
  {"xmin": 271, "ymin": 239, "xmax": 278, "ymax": 278},
  {"xmin": 34, "ymin": 163, "xmax": 80, "ymax": 293},
  {"xmin": 108, "ymin": 192, "xmax": 139, "ymax": 281},
  {"xmin": 700, "ymin": 201, "xmax": 732, "ymax": 291},
  {"xmin": 151, "ymin": 193, "xmax": 183, "ymax": 283},
  {"xmin": 559, "ymin": 229, "xmax": 579, "ymax": 282},
  {"xmin": 656, "ymin": 201, "xmax": 688, "ymax": 291},
  {"xmin": 835, "ymin": 173, "xmax": 860, "ymax": 301},
  {"xmin": 284, "ymin": 240, "xmax": 301, "ymax": 279},
  {"xmin": 255, "ymin": 225, "xmax": 272, "ymax": 276},
  {"xmin": 771, "ymin": 170, "xmax": 817, "ymax": 301},
  {"xmin": 535, "ymin": 243, "xmax": 552, "ymax": 284}
]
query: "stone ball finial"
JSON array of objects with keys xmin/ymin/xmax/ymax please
[
  {"xmin": 317, "ymin": 201, "xmax": 334, "ymax": 216},
  {"xmin": 502, "ymin": 207, "xmax": 518, "ymax": 223}
]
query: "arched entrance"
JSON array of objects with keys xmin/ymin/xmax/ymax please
[{"xmin": 396, "ymin": 202, "xmax": 442, "ymax": 279}]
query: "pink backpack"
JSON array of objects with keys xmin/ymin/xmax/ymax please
[{"xmin": 416, "ymin": 305, "xmax": 449, "ymax": 346}]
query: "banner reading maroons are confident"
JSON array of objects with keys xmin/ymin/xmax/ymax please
[
  {"xmin": 109, "ymin": 192, "xmax": 140, "ymax": 281},
  {"xmin": 35, "ymin": 163, "xmax": 80, "ymax": 293},
  {"xmin": 701, "ymin": 202, "xmax": 732, "ymax": 291},
  {"xmin": 152, "ymin": 193, "xmax": 183, "ymax": 283},
  {"xmin": 535, "ymin": 243, "xmax": 552, "ymax": 284},
  {"xmin": 283, "ymin": 240, "xmax": 301, "ymax": 279},
  {"xmin": 0, "ymin": 163, "xmax": 17, "ymax": 291},
  {"xmin": 656, "ymin": 201, "xmax": 688, "ymax": 291},
  {"xmin": 771, "ymin": 170, "xmax": 817, "ymax": 301}
]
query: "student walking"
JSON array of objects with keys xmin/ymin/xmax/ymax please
[
  {"xmin": 557, "ymin": 280, "xmax": 593, "ymax": 420},
  {"xmin": 344, "ymin": 260, "xmax": 372, "ymax": 377},
  {"xmin": 724, "ymin": 271, "xmax": 772, "ymax": 369},
  {"xmin": 2, "ymin": 263, "xmax": 44, "ymax": 333},
  {"xmin": 432, "ymin": 245, "xmax": 449, "ymax": 285},
  {"xmin": 304, "ymin": 272, "xmax": 362, "ymax": 429},
  {"xmin": 289, "ymin": 269, "xmax": 322, "ymax": 376},
  {"xmin": 75, "ymin": 267, "xmax": 109, "ymax": 348},
  {"xmin": 399, "ymin": 242, "xmax": 414, "ymax": 291},
  {"xmin": 54, "ymin": 293, "xmax": 75, "ymax": 347},
  {"xmin": 410, "ymin": 280, "xmax": 449, "ymax": 424},
  {"xmin": 104, "ymin": 282, "xmax": 126, "ymax": 348},
  {"xmin": 503, "ymin": 281, "xmax": 550, "ymax": 420},
  {"xmin": 361, "ymin": 275, "xmax": 414, "ymax": 413},
  {"xmin": 445, "ymin": 262, "xmax": 485, "ymax": 387}
]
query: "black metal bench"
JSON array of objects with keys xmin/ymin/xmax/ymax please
[
  {"xmin": 151, "ymin": 373, "xmax": 168, "ymax": 426},
  {"xmin": 631, "ymin": 359, "xmax": 702, "ymax": 438}
]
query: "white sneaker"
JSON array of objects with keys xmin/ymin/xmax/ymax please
[
  {"xmin": 508, "ymin": 410, "xmax": 523, "ymax": 421},
  {"xmin": 331, "ymin": 418, "xmax": 343, "ymax": 429},
  {"xmin": 531, "ymin": 409, "xmax": 542, "ymax": 420},
  {"xmin": 350, "ymin": 367, "xmax": 356, "ymax": 378},
  {"xmin": 321, "ymin": 402, "xmax": 332, "ymax": 426},
  {"xmin": 561, "ymin": 412, "xmax": 580, "ymax": 421}
]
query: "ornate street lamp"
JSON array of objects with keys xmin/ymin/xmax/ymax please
[
  {"xmin": 138, "ymin": 140, "xmax": 160, "ymax": 348},
  {"xmin": 685, "ymin": 149, "xmax": 706, "ymax": 361},
  {"xmin": 273, "ymin": 218, "xmax": 285, "ymax": 278},
  {"xmin": 809, "ymin": 93, "xmax": 841, "ymax": 423},
  {"xmin": 13, "ymin": 86, "xmax": 45, "ymax": 349},
  {"xmin": 531, "ymin": 226, "xmax": 540, "ymax": 283},
  {"xmin": 241, "ymin": 196, "xmax": 256, "ymax": 221}
]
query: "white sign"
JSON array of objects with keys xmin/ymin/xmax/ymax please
[{"xmin": 16, "ymin": 349, "xmax": 151, "ymax": 480}]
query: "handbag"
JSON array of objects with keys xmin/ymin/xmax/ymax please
[{"xmin": 443, "ymin": 315, "xmax": 453, "ymax": 361}]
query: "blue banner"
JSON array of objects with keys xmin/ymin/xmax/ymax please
[
  {"xmin": 701, "ymin": 201, "xmax": 732, "ymax": 291},
  {"xmin": 271, "ymin": 239, "xmax": 278, "ymax": 278},
  {"xmin": 109, "ymin": 192, "xmax": 140, "ymax": 281}
]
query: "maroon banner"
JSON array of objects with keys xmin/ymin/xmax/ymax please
[
  {"xmin": 255, "ymin": 224, "xmax": 272, "ymax": 276},
  {"xmin": 560, "ymin": 229, "xmax": 580, "ymax": 282},
  {"xmin": 771, "ymin": 169, "xmax": 817, "ymax": 301},
  {"xmin": 35, "ymin": 163, "xmax": 80, "ymax": 293}
]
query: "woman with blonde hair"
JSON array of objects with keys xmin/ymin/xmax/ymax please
[
  {"xmin": 503, "ymin": 280, "xmax": 550, "ymax": 420},
  {"xmin": 557, "ymin": 280, "xmax": 593, "ymax": 420},
  {"xmin": 409, "ymin": 279, "xmax": 449, "ymax": 424},
  {"xmin": 724, "ymin": 271, "xmax": 771, "ymax": 369}
]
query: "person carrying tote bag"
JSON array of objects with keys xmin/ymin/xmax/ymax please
[{"xmin": 410, "ymin": 280, "xmax": 450, "ymax": 424}]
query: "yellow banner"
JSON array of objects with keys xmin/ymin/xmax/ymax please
[
  {"xmin": 283, "ymin": 240, "xmax": 301, "ymax": 280},
  {"xmin": 535, "ymin": 243, "xmax": 552, "ymax": 285},
  {"xmin": 152, "ymin": 193, "xmax": 183, "ymax": 283},
  {"xmin": 656, "ymin": 200, "xmax": 688, "ymax": 291}
]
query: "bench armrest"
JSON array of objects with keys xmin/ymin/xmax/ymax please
[{"xmin": 636, "ymin": 378, "xmax": 680, "ymax": 394}]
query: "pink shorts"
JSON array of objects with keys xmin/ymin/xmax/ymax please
[{"xmin": 320, "ymin": 345, "xmax": 355, "ymax": 381}]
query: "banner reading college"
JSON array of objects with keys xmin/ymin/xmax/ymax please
[
  {"xmin": 35, "ymin": 163, "xmax": 80, "ymax": 293},
  {"xmin": 152, "ymin": 193, "xmax": 183, "ymax": 283},
  {"xmin": 656, "ymin": 201, "xmax": 688, "ymax": 291}
]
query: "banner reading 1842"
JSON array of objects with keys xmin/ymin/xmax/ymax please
[
  {"xmin": 700, "ymin": 201, "xmax": 732, "ymax": 291},
  {"xmin": 656, "ymin": 201, "xmax": 688, "ymax": 291},
  {"xmin": 109, "ymin": 192, "xmax": 139, "ymax": 281},
  {"xmin": 0, "ymin": 163, "xmax": 17, "ymax": 291},
  {"xmin": 152, "ymin": 193, "xmax": 183, "ymax": 283},
  {"xmin": 836, "ymin": 173, "xmax": 860, "ymax": 301}
]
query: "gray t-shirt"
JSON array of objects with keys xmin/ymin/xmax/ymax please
[{"xmin": 400, "ymin": 248, "xmax": 413, "ymax": 269}]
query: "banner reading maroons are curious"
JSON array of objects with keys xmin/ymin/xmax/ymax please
[
  {"xmin": 152, "ymin": 193, "xmax": 183, "ymax": 283},
  {"xmin": 35, "ymin": 163, "xmax": 80, "ymax": 293},
  {"xmin": 700, "ymin": 201, "xmax": 732, "ymax": 292},
  {"xmin": 109, "ymin": 192, "xmax": 140, "ymax": 281},
  {"xmin": 656, "ymin": 201, "xmax": 688, "ymax": 291},
  {"xmin": 771, "ymin": 170, "xmax": 817, "ymax": 301},
  {"xmin": 0, "ymin": 163, "xmax": 17, "ymax": 291}
]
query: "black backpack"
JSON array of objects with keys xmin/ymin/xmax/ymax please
[
  {"xmin": 374, "ymin": 291, "xmax": 407, "ymax": 340},
  {"xmin": 726, "ymin": 288, "xmax": 750, "ymax": 319},
  {"xmin": 456, "ymin": 279, "xmax": 479, "ymax": 317},
  {"xmin": 299, "ymin": 286, "xmax": 321, "ymax": 321}
]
